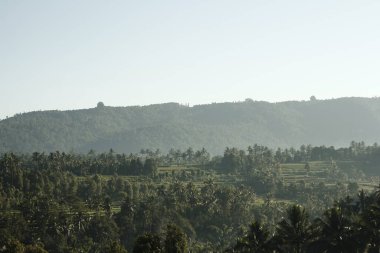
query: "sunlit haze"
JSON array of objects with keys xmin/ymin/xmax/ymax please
[{"xmin": 1, "ymin": 0, "xmax": 380, "ymax": 119}]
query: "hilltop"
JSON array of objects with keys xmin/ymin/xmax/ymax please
[{"xmin": 1, "ymin": 97, "xmax": 380, "ymax": 154}]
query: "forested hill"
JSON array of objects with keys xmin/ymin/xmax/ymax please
[{"xmin": 1, "ymin": 97, "xmax": 380, "ymax": 154}]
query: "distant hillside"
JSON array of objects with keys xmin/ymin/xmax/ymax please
[{"xmin": 1, "ymin": 97, "xmax": 380, "ymax": 154}]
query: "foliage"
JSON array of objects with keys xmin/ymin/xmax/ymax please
[
  {"xmin": 0, "ymin": 142, "xmax": 380, "ymax": 252},
  {"xmin": 164, "ymin": 224, "xmax": 187, "ymax": 253}
]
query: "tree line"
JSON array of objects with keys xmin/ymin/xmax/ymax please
[{"xmin": 1, "ymin": 142, "xmax": 380, "ymax": 252}]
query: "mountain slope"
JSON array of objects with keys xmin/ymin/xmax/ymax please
[{"xmin": 1, "ymin": 97, "xmax": 380, "ymax": 154}]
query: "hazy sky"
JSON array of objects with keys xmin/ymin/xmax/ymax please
[{"xmin": 1, "ymin": 0, "xmax": 380, "ymax": 119}]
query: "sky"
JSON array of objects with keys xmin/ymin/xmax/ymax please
[{"xmin": 1, "ymin": 0, "xmax": 380, "ymax": 119}]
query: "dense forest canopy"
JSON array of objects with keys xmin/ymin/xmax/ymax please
[
  {"xmin": 1, "ymin": 97, "xmax": 380, "ymax": 154},
  {"xmin": 1, "ymin": 142, "xmax": 380, "ymax": 252}
]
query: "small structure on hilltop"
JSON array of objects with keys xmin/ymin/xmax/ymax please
[{"xmin": 97, "ymin": 101, "xmax": 105, "ymax": 108}]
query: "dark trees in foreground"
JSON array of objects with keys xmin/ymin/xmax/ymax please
[
  {"xmin": 1, "ymin": 143, "xmax": 380, "ymax": 252},
  {"xmin": 231, "ymin": 192, "xmax": 380, "ymax": 253},
  {"xmin": 132, "ymin": 224, "xmax": 187, "ymax": 253}
]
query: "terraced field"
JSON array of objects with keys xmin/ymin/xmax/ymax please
[
  {"xmin": 280, "ymin": 161, "xmax": 332, "ymax": 184},
  {"xmin": 280, "ymin": 161, "xmax": 379, "ymax": 190},
  {"xmin": 93, "ymin": 161, "xmax": 379, "ymax": 205},
  {"xmin": 155, "ymin": 161, "xmax": 379, "ymax": 188}
]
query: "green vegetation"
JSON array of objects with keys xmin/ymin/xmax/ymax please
[
  {"xmin": 1, "ymin": 97, "xmax": 380, "ymax": 154},
  {"xmin": 1, "ymin": 142, "xmax": 380, "ymax": 252}
]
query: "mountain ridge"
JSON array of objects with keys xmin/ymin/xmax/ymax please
[{"xmin": 1, "ymin": 97, "xmax": 380, "ymax": 154}]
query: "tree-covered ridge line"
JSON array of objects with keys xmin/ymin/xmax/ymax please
[
  {"xmin": 1, "ymin": 142, "xmax": 380, "ymax": 252},
  {"xmin": 1, "ymin": 97, "xmax": 380, "ymax": 154},
  {"xmin": 1, "ymin": 141, "xmax": 379, "ymax": 176}
]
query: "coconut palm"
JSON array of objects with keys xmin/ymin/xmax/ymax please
[
  {"xmin": 274, "ymin": 205, "xmax": 311, "ymax": 253},
  {"xmin": 308, "ymin": 207, "xmax": 364, "ymax": 253},
  {"xmin": 233, "ymin": 220, "xmax": 273, "ymax": 253},
  {"xmin": 360, "ymin": 201, "xmax": 380, "ymax": 252}
]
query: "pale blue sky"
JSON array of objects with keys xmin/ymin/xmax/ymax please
[{"xmin": 1, "ymin": 0, "xmax": 380, "ymax": 119}]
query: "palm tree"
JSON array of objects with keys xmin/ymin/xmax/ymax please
[
  {"xmin": 233, "ymin": 220, "xmax": 272, "ymax": 253},
  {"xmin": 308, "ymin": 207, "xmax": 363, "ymax": 253},
  {"xmin": 274, "ymin": 205, "xmax": 311, "ymax": 253},
  {"xmin": 360, "ymin": 200, "xmax": 380, "ymax": 252}
]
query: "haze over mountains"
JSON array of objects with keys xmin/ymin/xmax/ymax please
[{"xmin": 1, "ymin": 97, "xmax": 379, "ymax": 154}]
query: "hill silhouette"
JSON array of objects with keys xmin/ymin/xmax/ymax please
[{"xmin": 1, "ymin": 97, "xmax": 380, "ymax": 154}]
